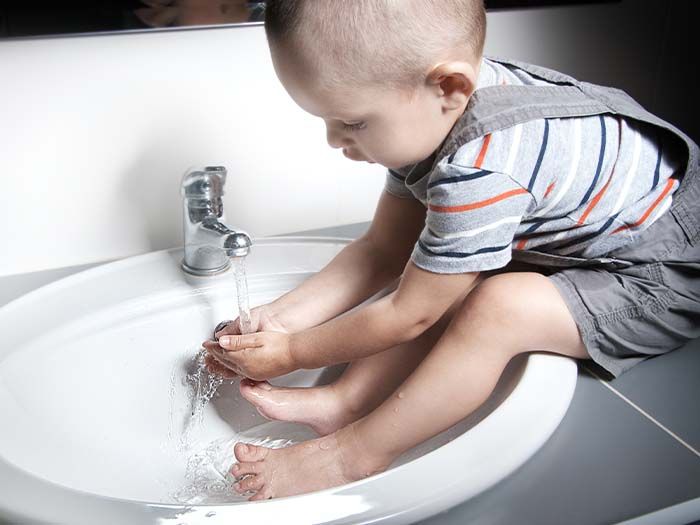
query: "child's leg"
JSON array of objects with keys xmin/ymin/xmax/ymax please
[
  {"xmin": 230, "ymin": 272, "xmax": 590, "ymax": 500},
  {"xmin": 239, "ymin": 277, "xmax": 482, "ymax": 436}
]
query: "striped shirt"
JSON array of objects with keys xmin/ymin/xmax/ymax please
[{"xmin": 385, "ymin": 57, "xmax": 685, "ymax": 274}]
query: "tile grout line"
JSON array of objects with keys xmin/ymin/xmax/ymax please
[{"xmin": 583, "ymin": 365, "xmax": 700, "ymax": 459}]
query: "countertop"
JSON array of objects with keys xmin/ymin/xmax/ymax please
[{"xmin": 1, "ymin": 222, "xmax": 698, "ymax": 525}]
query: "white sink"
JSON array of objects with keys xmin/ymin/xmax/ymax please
[{"xmin": 0, "ymin": 237, "xmax": 577, "ymax": 524}]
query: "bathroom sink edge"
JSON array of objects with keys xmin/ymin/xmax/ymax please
[
  {"xmin": 0, "ymin": 237, "xmax": 353, "ymax": 317},
  {"xmin": 0, "ymin": 241, "xmax": 578, "ymax": 525}
]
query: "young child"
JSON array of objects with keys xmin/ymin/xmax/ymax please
[{"xmin": 202, "ymin": 0, "xmax": 700, "ymax": 501}]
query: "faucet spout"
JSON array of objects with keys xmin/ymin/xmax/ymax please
[
  {"xmin": 224, "ymin": 231, "xmax": 252, "ymax": 258},
  {"xmin": 180, "ymin": 166, "xmax": 252, "ymax": 276}
]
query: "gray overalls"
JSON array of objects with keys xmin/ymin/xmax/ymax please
[{"xmin": 418, "ymin": 58, "xmax": 700, "ymax": 377}]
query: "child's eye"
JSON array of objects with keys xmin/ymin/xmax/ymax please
[{"xmin": 342, "ymin": 121, "xmax": 366, "ymax": 132}]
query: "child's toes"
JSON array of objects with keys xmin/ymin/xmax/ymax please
[
  {"xmin": 240, "ymin": 378, "xmax": 273, "ymax": 391},
  {"xmin": 234, "ymin": 442, "xmax": 269, "ymax": 462},
  {"xmin": 234, "ymin": 474, "xmax": 264, "ymax": 494},
  {"xmin": 231, "ymin": 460, "xmax": 261, "ymax": 478},
  {"xmin": 249, "ymin": 485, "xmax": 274, "ymax": 501}
]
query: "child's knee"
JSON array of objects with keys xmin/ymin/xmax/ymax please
[
  {"xmin": 456, "ymin": 271, "xmax": 586, "ymax": 358},
  {"xmin": 458, "ymin": 272, "xmax": 550, "ymax": 328}
]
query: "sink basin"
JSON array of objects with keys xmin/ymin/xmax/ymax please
[{"xmin": 0, "ymin": 237, "xmax": 577, "ymax": 524}]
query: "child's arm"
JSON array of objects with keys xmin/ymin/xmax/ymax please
[
  {"xmin": 209, "ymin": 260, "xmax": 478, "ymax": 379},
  {"xmin": 205, "ymin": 191, "xmax": 426, "ymax": 376},
  {"xmin": 207, "ymin": 193, "xmax": 478, "ymax": 379},
  {"xmin": 289, "ymin": 261, "xmax": 479, "ymax": 369},
  {"xmin": 255, "ymin": 191, "xmax": 427, "ymax": 333}
]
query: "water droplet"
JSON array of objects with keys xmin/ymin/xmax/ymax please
[
  {"xmin": 397, "ymin": 391, "xmax": 405, "ymax": 399},
  {"xmin": 205, "ymin": 511, "xmax": 217, "ymax": 518},
  {"xmin": 393, "ymin": 407, "xmax": 399, "ymax": 413},
  {"xmin": 319, "ymin": 441, "xmax": 331, "ymax": 450}
]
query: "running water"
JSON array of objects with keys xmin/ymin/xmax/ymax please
[
  {"xmin": 169, "ymin": 255, "xmax": 290, "ymax": 504},
  {"xmin": 181, "ymin": 256, "xmax": 252, "ymax": 445},
  {"xmin": 178, "ymin": 349, "xmax": 226, "ymax": 449},
  {"xmin": 233, "ymin": 257, "xmax": 253, "ymax": 334}
]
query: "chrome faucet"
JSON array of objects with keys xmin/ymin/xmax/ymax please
[{"xmin": 180, "ymin": 166, "xmax": 252, "ymax": 276}]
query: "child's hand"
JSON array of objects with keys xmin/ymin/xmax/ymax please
[
  {"xmin": 205, "ymin": 305, "xmax": 290, "ymax": 377},
  {"xmin": 214, "ymin": 305, "xmax": 289, "ymax": 339},
  {"xmin": 202, "ymin": 332, "xmax": 296, "ymax": 381}
]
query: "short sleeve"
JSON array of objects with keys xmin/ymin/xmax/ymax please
[
  {"xmin": 384, "ymin": 169, "xmax": 415, "ymax": 199},
  {"xmin": 411, "ymin": 162, "xmax": 534, "ymax": 274}
]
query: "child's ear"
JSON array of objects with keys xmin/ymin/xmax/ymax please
[{"xmin": 426, "ymin": 61, "xmax": 478, "ymax": 111}]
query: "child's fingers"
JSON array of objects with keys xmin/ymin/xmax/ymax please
[
  {"xmin": 204, "ymin": 354, "xmax": 238, "ymax": 378},
  {"xmin": 206, "ymin": 360, "xmax": 235, "ymax": 378},
  {"xmin": 203, "ymin": 341, "xmax": 231, "ymax": 362},
  {"xmin": 202, "ymin": 339, "xmax": 249, "ymax": 376},
  {"xmin": 211, "ymin": 347, "xmax": 248, "ymax": 377},
  {"xmin": 217, "ymin": 333, "xmax": 261, "ymax": 352},
  {"xmin": 202, "ymin": 340, "xmax": 232, "ymax": 363},
  {"xmin": 207, "ymin": 363, "xmax": 240, "ymax": 379},
  {"xmin": 201, "ymin": 339, "xmax": 221, "ymax": 353},
  {"xmin": 214, "ymin": 319, "xmax": 238, "ymax": 339}
]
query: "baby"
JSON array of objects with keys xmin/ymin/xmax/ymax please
[{"xmin": 202, "ymin": 0, "xmax": 700, "ymax": 501}]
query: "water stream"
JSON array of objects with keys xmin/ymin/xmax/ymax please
[
  {"xmin": 233, "ymin": 257, "xmax": 253, "ymax": 335},
  {"xmin": 169, "ymin": 257, "xmax": 297, "ymax": 503}
]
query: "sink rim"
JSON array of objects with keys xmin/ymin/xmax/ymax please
[
  {"xmin": 0, "ymin": 239, "xmax": 577, "ymax": 525},
  {"xmin": 0, "ymin": 236, "xmax": 355, "ymax": 317}
]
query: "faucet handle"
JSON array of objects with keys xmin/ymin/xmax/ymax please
[{"xmin": 181, "ymin": 166, "xmax": 227, "ymax": 200}]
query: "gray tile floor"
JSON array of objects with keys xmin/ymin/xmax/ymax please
[
  {"xmin": 604, "ymin": 342, "xmax": 700, "ymax": 453},
  {"xmin": 422, "ymin": 362, "xmax": 700, "ymax": 524}
]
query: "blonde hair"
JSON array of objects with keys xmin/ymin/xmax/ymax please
[{"xmin": 264, "ymin": 0, "xmax": 486, "ymax": 91}]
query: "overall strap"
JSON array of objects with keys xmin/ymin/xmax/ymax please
[
  {"xmin": 435, "ymin": 57, "xmax": 699, "ymax": 242},
  {"xmin": 440, "ymin": 56, "xmax": 697, "ymax": 166},
  {"xmin": 439, "ymin": 83, "xmax": 607, "ymax": 158}
]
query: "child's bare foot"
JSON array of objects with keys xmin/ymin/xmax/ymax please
[
  {"xmin": 230, "ymin": 424, "xmax": 390, "ymax": 500},
  {"xmin": 239, "ymin": 379, "xmax": 360, "ymax": 436}
]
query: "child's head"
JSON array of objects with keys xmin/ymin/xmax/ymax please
[{"xmin": 264, "ymin": 0, "xmax": 487, "ymax": 169}]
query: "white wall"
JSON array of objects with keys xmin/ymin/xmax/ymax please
[
  {"xmin": 0, "ymin": 0, "xmax": 687, "ymax": 277},
  {"xmin": 0, "ymin": 26, "xmax": 386, "ymax": 277}
]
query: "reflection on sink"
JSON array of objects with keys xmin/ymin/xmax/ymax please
[{"xmin": 0, "ymin": 238, "xmax": 577, "ymax": 524}]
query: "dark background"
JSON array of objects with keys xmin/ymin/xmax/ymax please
[{"xmin": 0, "ymin": 1, "xmax": 619, "ymax": 39}]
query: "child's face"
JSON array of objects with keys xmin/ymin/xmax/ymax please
[{"xmin": 271, "ymin": 48, "xmax": 463, "ymax": 170}]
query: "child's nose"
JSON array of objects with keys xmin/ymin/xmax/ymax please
[{"xmin": 326, "ymin": 125, "xmax": 352, "ymax": 150}]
